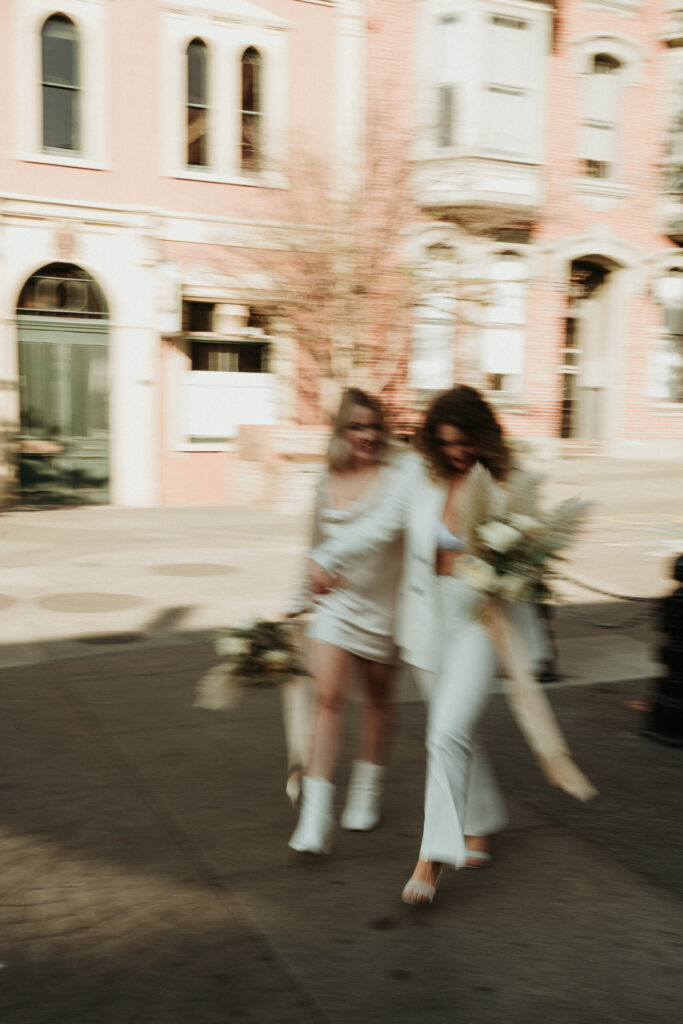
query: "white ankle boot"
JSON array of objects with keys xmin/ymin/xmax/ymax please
[
  {"xmin": 340, "ymin": 761, "xmax": 385, "ymax": 831},
  {"xmin": 288, "ymin": 776, "xmax": 335, "ymax": 854}
]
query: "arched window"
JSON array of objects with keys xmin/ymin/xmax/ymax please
[
  {"xmin": 652, "ymin": 269, "xmax": 683, "ymax": 403},
  {"xmin": 42, "ymin": 14, "xmax": 80, "ymax": 151},
  {"xmin": 241, "ymin": 47, "xmax": 262, "ymax": 173},
  {"xmin": 482, "ymin": 252, "xmax": 527, "ymax": 392},
  {"xmin": 187, "ymin": 39, "xmax": 208, "ymax": 166},
  {"xmin": 17, "ymin": 263, "xmax": 108, "ymax": 319},
  {"xmin": 581, "ymin": 53, "xmax": 622, "ymax": 179}
]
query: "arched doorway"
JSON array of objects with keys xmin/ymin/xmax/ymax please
[
  {"xmin": 16, "ymin": 262, "xmax": 110, "ymax": 504},
  {"xmin": 561, "ymin": 257, "xmax": 617, "ymax": 441}
]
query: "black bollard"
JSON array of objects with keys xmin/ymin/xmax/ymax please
[
  {"xmin": 643, "ymin": 554, "xmax": 683, "ymax": 746},
  {"xmin": 536, "ymin": 601, "xmax": 561, "ymax": 683}
]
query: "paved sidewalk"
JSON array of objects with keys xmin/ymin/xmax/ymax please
[
  {"xmin": 1, "ymin": 641, "xmax": 681, "ymax": 1023},
  {"xmin": 1, "ymin": 454, "xmax": 681, "ymax": 681}
]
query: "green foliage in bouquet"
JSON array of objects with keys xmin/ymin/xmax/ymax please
[
  {"xmin": 456, "ymin": 463, "xmax": 592, "ymax": 603},
  {"xmin": 214, "ymin": 619, "xmax": 309, "ymax": 688}
]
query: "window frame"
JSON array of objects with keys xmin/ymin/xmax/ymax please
[
  {"xmin": 240, "ymin": 46, "xmax": 263, "ymax": 174},
  {"xmin": 15, "ymin": 1, "xmax": 110, "ymax": 168},
  {"xmin": 651, "ymin": 267, "xmax": 683, "ymax": 406},
  {"xmin": 161, "ymin": 2, "xmax": 288, "ymax": 186},
  {"xmin": 481, "ymin": 249, "xmax": 528, "ymax": 395},
  {"xmin": 186, "ymin": 37, "xmax": 210, "ymax": 167},
  {"xmin": 41, "ymin": 13, "xmax": 81, "ymax": 153},
  {"xmin": 572, "ymin": 32, "xmax": 643, "ymax": 194},
  {"xmin": 580, "ymin": 53, "xmax": 622, "ymax": 181}
]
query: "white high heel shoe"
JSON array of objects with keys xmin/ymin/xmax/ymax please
[
  {"xmin": 289, "ymin": 776, "xmax": 335, "ymax": 854},
  {"xmin": 340, "ymin": 761, "xmax": 385, "ymax": 831}
]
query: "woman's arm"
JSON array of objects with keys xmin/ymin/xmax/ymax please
[
  {"xmin": 285, "ymin": 472, "xmax": 327, "ymax": 615},
  {"xmin": 310, "ymin": 452, "xmax": 417, "ymax": 576}
]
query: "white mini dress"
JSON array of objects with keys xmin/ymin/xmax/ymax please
[{"xmin": 300, "ymin": 464, "xmax": 404, "ymax": 664}]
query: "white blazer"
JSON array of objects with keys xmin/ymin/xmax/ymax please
[
  {"xmin": 312, "ymin": 452, "xmax": 448, "ymax": 673},
  {"xmin": 312, "ymin": 451, "xmax": 550, "ymax": 675}
]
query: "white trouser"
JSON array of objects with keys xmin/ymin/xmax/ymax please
[{"xmin": 415, "ymin": 577, "xmax": 508, "ymax": 868}]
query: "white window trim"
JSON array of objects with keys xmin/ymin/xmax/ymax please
[
  {"xmin": 573, "ymin": 35, "xmax": 643, "ymax": 191},
  {"xmin": 647, "ymin": 328, "xmax": 683, "ymax": 407},
  {"xmin": 12, "ymin": 0, "xmax": 110, "ymax": 167},
  {"xmin": 572, "ymin": 34, "xmax": 644, "ymax": 84},
  {"xmin": 647, "ymin": 261, "xmax": 683, "ymax": 405},
  {"xmin": 480, "ymin": 247, "xmax": 528, "ymax": 388},
  {"xmin": 161, "ymin": 5, "xmax": 289, "ymax": 183},
  {"xmin": 584, "ymin": 2, "xmax": 641, "ymax": 15}
]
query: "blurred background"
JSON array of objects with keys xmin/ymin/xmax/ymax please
[{"xmin": 1, "ymin": 0, "xmax": 683, "ymax": 514}]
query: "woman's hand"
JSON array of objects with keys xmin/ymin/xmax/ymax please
[{"xmin": 308, "ymin": 560, "xmax": 344, "ymax": 595}]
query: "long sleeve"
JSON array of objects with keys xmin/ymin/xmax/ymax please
[{"xmin": 311, "ymin": 452, "xmax": 417, "ymax": 574}]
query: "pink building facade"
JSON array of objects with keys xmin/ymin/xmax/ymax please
[
  {"xmin": 412, "ymin": 0, "xmax": 683, "ymax": 457},
  {"xmin": 0, "ymin": 0, "xmax": 367, "ymax": 508},
  {"xmin": 1, "ymin": 1, "xmax": 682, "ymax": 509}
]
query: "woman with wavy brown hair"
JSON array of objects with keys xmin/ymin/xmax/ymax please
[{"xmin": 307, "ymin": 385, "xmax": 589, "ymax": 905}]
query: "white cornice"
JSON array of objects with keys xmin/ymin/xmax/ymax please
[
  {"xmin": 583, "ymin": 2, "xmax": 640, "ymax": 15},
  {"xmin": 160, "ymin": 0, "xmax": 289, "ymax": 30},
  {"xmin": 0, "ymin": 192, "xmax": 317, "ymax": 249}
]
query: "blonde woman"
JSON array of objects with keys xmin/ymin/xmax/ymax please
[{"xmin": 287, "ymin": 388, "xmax": 403, "ymax": 855}]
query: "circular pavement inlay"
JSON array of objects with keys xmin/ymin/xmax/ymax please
[
  {"xmin": 0, "ymin": 595, "xmax": 18, "ymax": 611},
  {"xmin": 151, "ymin": 563, "xmax": 234, "ymax": 577},
  {"xmin": 39, "ymin": 593, "xmax": 145, "ymax": 613}
]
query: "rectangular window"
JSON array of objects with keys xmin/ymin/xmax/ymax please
[
  {"xmin": 649, "ymin": 336, "xmax": 683, "ymax": 403},
  {"xmin": 191, "ymin": 342, "xmax": 269, "ymax": 373},
  {"xmin": 183, "ymin": 301, "xmax": 213, "ymax": 334},
  {"xmin": 435, "ymin": 14, "xmax": 461, "ymax": 149},
  {"xmin": 43, "ymin": 86, "xmax": 80, "ymax": 150},
  {"xmin": 482, "ymin": 15, "xmax": 533, "ymax": 158},
  {"xmin": 411, "ymin": 297, "xmax": 455, "ymax": 391},
  {"xmin": 581, "ymin": 64, "xmax": 621, "ymax": 179},
  {"xmin": 437, "ymin": 85, "xmax": 456, "ymax": 148}
]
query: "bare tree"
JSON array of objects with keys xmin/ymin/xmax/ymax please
[{"xmin": 247, "ymin": 116, "xmax": 423, "ymax": 420}]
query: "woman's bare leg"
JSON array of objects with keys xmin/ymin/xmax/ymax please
[
  {"xmin": 356, "ymin": 658, "xmax": 393, "ymax": 765},
  {"xmin": 306, "ymin": 641, "xmax": 353, "ymax": 781}
]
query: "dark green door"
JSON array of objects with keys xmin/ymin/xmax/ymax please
[{"xmin": 17, "ymin": 317, "xmax": 110, "ymax": 504}]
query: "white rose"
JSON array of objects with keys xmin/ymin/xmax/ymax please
[
  {"xmin": 456, "ymin": 555, "xmax": 500, "ymax": 594},
  {"xmin": 477, "ymin": 521, "xmax": 523, "ymax": 554},
  {"xmin": 506, "ymin": 514, "xmax": 541, "ymax": 534},
  {"xmin": 215, "ymin": 634, "xmax": 250, "ymax": 658},
  {"xmin": 498, "ymin": 573, "xmax": 531, "ymax": 603},
  {"xmin": 262, "ymin": 649, "xmax": 292, "ymax": 669}
]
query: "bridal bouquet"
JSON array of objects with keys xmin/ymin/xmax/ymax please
[
  {"xmin": 194, "ymin": 619, "xmax": 309, "ymax": 711},
  {"xmin": 455, "ymin": 464, "xmax": 591, "ymax": 604}
]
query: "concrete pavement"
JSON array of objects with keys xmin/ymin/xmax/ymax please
[{"xmin": 1, "ymin": 456, "xmax": 682, "ymax": 1022}]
